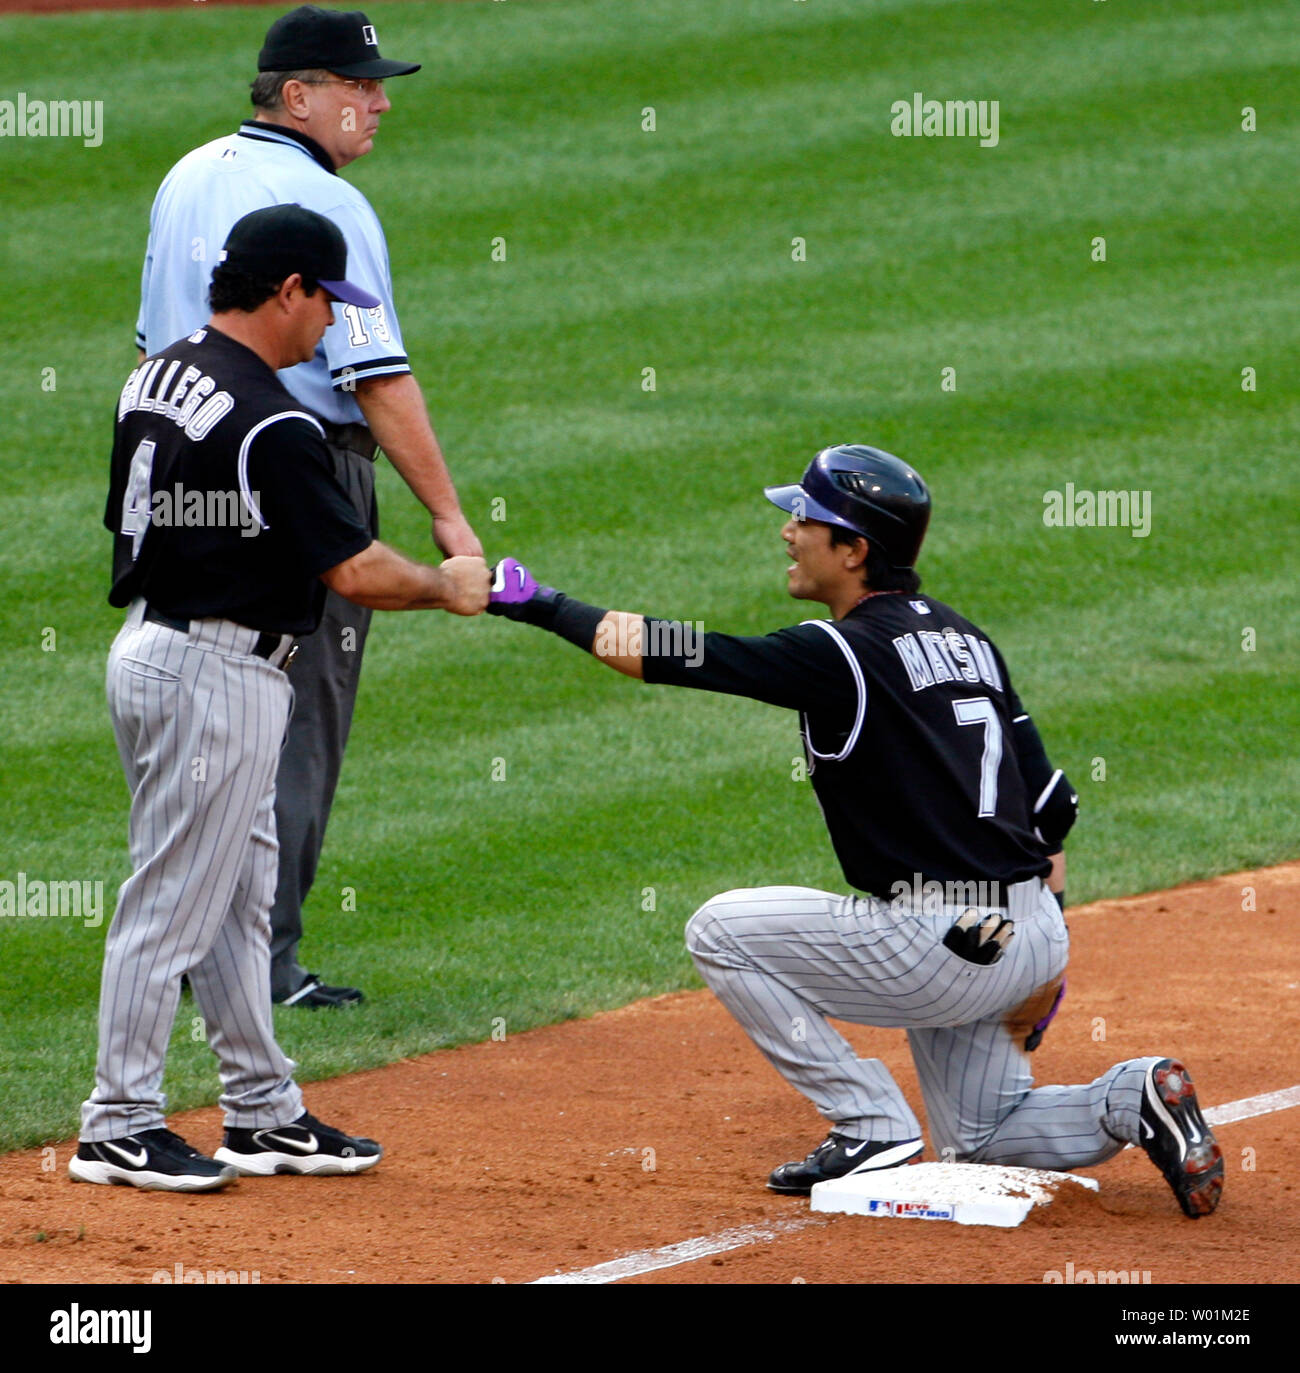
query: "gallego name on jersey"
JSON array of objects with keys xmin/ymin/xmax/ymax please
[
  {"xmin": 118, "ymin": 357, "xmax": 234, "ymax": 441},
  {"xmin": 891, "ymin": 628, "xmax": 1003, "ymax": 693}
]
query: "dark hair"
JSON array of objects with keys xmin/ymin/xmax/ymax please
[
  {"xmin": 828, "ymin": 524, "xmax": 922, "ymax": 594},
  {"xmin": 208, "ymin": 262, "xmax": 320, "ymax": 314},
  {"xmin": 249, "ymin": 68, "xmax": 332, "ymax": 112}
]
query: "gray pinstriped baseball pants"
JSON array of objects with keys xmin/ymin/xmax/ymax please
[
  {"xmin": 686, "ymin": 881, "xmax": 1155, "ymax": 1166},
  {"xmin": 80, "ymin": 601, "xmax": 305, "ymax": 1141}
]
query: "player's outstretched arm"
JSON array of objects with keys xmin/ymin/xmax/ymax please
[
  {"xmin": 487, "ymin": 558, "xmax": 645, "ymax": 677},
  {"xmin": 322, "ymin": 541, "xmax": 490, "ymax": 614},
  {"xmin": 591, "ymin": 612, "xmax": 648, "ymax": 678}
]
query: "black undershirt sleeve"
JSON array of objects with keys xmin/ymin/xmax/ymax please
[
  {"xmin": 641, "ymin": 620, "xmax": 858, "ymax": 714},
  {"xmin": 501, "ymin": 590, "xmax": 859, "ymax": 715},
  {"xmin": 1005, "ymin": 674, "xmax": 1078, "ymax": 848},
  {"xmin": 1000, "ymin": 654, "xmax": 1055, "ymax": 800},
  {"xmin": 1011, "ymin": 708, "xmax": 1055, "ymax": 799}
]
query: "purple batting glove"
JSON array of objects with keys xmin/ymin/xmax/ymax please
[
  {"xmin": 487, "ymin": 559, "xmax": 573, "ymax": 630},
  {"xmin": 490, "ymin": 557, "xmax": 540, "ymax": 605},
  {"xmin": 488, "ymin": 557, "xmax": 562, "ymax": 621}
]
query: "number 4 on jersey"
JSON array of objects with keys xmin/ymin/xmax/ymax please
[
  {"xmin": 952, "ymin": 696, "xmax": 1003, "ymax": 817},
  {"xmin": 119, "ymin": 438, "xmax": 157, "ymax": 561}
]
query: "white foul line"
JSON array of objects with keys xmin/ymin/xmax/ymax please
[
  {"xmin": 530, "ymin": 1216, "xmax": 826, "ymax": 1285},
  {"xmin": 1204, "ymin": 1083, "xmax": 1300, "ymax": 1127},
  {"xmin": 529, "ymin": 1083, "xmax": 1300, "ymax": 1285}
]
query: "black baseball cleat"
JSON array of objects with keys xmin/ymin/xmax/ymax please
[
  {"xmin": 767, "ymin": 1134, "xmax": 923, "ymax": 1194},
  {"xmin": 69, "ymin": 1129, "xmax": 238, "ymax": 1192},
  {"xmin": 276, "ymin": 974, "xmax": 364, "ymax": 1009},
  {"xmin": 213, "ymin": 1111, "xmax": 383, "ymax": 1177},
  {"xmin": 1139, "ymin": 1059, "xmax": 1224, "ymax": 1218}
]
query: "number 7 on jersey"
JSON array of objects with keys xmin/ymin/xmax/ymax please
[{"xmin": 952, "ymin": 696, "xmax": 1003, "ymax": 817}]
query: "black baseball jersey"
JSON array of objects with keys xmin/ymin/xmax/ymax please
[
  {"xmin": 105, "ymin": 326, "xmax": 372, "ymax": 635},
  {"xmin": 641, "ymin": 592, "xmax": 1056, "ymax": 899}
]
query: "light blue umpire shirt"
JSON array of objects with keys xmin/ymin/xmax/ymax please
[{"xmin": 136, "ymin": 120, "xmax": 409, "ymax": 427}]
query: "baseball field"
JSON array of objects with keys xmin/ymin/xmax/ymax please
[{"xmin": 0, "ymin": 0, "xmax": 1297, "ymax": 1295}]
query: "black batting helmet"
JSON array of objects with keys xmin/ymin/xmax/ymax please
[{"xmin": 764, "ymin": 444, "xmax": 931, "ymax": 569}]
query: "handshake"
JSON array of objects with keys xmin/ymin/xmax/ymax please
[
  {"xmin": 432, "ymin": 555, "xmax": 547, "ymax": 617},
  {"xmin": 447, "ymin": 555, "xmax": 616, "ymax": 665}
]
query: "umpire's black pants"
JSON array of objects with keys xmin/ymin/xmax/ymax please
[{"xmin": 268, "ymin": 423, "xmax": 378, "ymax": 1001}]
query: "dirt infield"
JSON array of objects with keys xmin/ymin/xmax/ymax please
[{"xmin": 2, "ymin": 864, "xmax": 1297, "ymax": 1284}]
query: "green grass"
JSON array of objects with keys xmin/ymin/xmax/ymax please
[{"xmin": 0, "ymin": 0, "xmax": 1296, "ymax": 1151}]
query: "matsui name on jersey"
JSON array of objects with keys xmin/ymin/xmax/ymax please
[
  {"xmin": 891, "ymin": 628, "xmax": 1003, "ymax": 693},
  {"xmin": 118, "ymin": 354, "xmax": 234, "ymax": 442}
]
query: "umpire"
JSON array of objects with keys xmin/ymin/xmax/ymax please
[
  {"xmin": 135, "ymin": 6, "xmax": 481, "ymax": 1007},
  {"xmin": 75, "ymin": 205, "xmax": 489, "ymax": 1192}
]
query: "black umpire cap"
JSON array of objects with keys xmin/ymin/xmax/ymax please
[
  {"xmin": 765, "ymin": 445, "xmax": 932, "ymax": 570},
  {"xmin": 259, "ymin": 6, "xmax": 421, "ymax": 78},
  {"xmin": 219, "ymin": 205, "xmax": 382, "ymax": 309}
]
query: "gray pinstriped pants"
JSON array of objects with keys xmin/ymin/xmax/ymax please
[
  {"xmin": 686, "ymin": 881, "xmax": 1154, "ymax": 1166},
  {"xmin": 80, "ymin": 601, "xmax": 305, "ymax": 1141}
]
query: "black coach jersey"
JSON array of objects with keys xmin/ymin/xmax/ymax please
[
  {"xmin": 104, "ymin": 327, "xmax": 372, "ymax": 636},
  {"xmin": 641, "ymin": 592, "xmax": 1055, "ymax": 899}
]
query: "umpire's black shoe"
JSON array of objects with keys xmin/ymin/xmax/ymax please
[
  {"xmin": 214, "ymin": 1111, "xmax": 383, "ymax": 1177},
  {"xmin": 1139, "ymin": 1059, "xmax": 1224, "ymax": 1218},
  {"xmin": 276, "ymin": 974, "xmax": 364, "ymax": 1009},
  {"xmin": 767, "ymin": 1134, "xmax": 923, "ymax": 1194},
  {"xmin": 69, "ymin": 1129, "xmax": 238, "ymax": 1193}
]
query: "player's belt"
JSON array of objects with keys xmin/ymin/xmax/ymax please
[
  {"xmin": 143, "ymin": 605, "xmax": 297, "ymax": 670},
  {"xmin": 321, "ymin": 421, "xmax": 378, "ymax": 462}
]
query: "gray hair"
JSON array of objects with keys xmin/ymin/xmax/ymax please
[{"xmin": 249, "ymin": 69, "xmax": 333, "ymax": 112}]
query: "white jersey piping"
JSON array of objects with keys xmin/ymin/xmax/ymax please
[
  {"xmin": 236, "ymin": 410, "xmax": 326, "ymax": 531},
  {"xmin": 800, "ymin": 619, "xmax": 867, "ymax": 762}
]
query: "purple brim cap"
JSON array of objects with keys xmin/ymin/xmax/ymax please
[
  {"xmin": 763, "ymin": 482, "xmax": 861, "ymax": 534},
  {"xmin": 319, "ymin": 278, "xmax": 382, "ymax": 310}
]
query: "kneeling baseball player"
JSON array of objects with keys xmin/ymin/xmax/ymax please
[
  {"xmin": 74, "ymin": 206, "xmax": 490, "ymax": 1192},
  {"xmin": 487, "ymin": 445, "xmax": 1223, "ymax": 1218}
]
